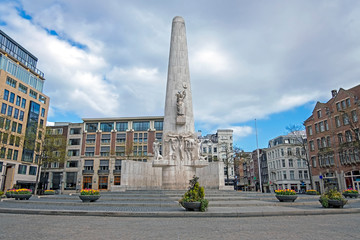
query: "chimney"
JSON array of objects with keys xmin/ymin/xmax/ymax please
[{"xmin": 331, "ymin": 90, "xmax": 337, "ymax": 98}]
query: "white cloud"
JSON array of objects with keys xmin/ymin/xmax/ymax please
[{"xmin": 1, "ymin": 0, "xmax": 360, "ymax": 145}]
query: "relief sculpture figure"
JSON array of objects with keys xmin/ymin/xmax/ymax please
[
  {"xmin": 176, "ymin": 90, "xmax": 186, "ymax": 116},
  {"xmin": 153, "ymin": 140, "xmax": 163, "ymax": 161}
]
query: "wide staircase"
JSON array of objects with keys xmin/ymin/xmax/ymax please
[{"xmin": 0, "ymin": 190, "xmax": 325, "ymax": 212}]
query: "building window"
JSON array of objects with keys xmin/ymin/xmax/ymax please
[
  {"xmin": 283, "ymin": 171, "xmax": 287, "ymax": 180},
  {"xmin": 307, "ymin": 126, "xmax": 313, "ymax": 136},
  {"xmin": 29, "ymin": 89, "xmax": 37, "ymax": 99},
  {"xmin": 114, "ymin": 176, "xmax": 121, "ymax": 185},
  {"xmin": 133, "ymin": 121, "xmax": 149, "ymax": 131},
  {"xmin": 18, "ymin": 165, "xmax": 27, "ymax": 175},
  {"xmin": 7, "ymin": 148, "xmax": 12, "ymax": 159},
  {"xmin": 9, "ymin": 92, "xmax": 15, "ymax": 103},
  {"xmin": 83, "ymin": 176, "xmax": 92, "ymax": 189},
  {"xmin": 98, "ymin": 176, "xmax": 108, "ymax": 190},
  {"xmin": 3, "ymin": 89, "xmax": 9, "ymax": 101},
  {"xmin": 100, "ymin": 122, "xmax": 113, "ymax": 132},
  {"xmin": 67, "ymin": 150, "xmax": 80, "ymax": 157},
  {"xmin": 39, "ymin": 95, "xmax": 46, "ymax": 104},
  {"xmin": 1, "ymin": 103, "xmax": 7, "ymax": 114},
  {"xmin": 86, "ymin": 123, "xmax": 98, "ymax": 132},
  {"xmin": 341, "ymin": 100, "xmax": 346, "ymax": 109},
  {"xmin": 116, "ymin": 146, "xmax": 125, "ymax": 156},
  {"xmin": 351, "ymin": 110, "xmax": 358, "ymax": 123},
  {"xmin": 85, "ymin": 147, "xmax": 95, "ymax": 157},
  {"xmin": 338, "ymin": 133, "xmax": 343, "ymax": 144},
  {"xmin": 41, "ymin": 108, "xmax": 45, "ymax": 117},
  {"xmin": 298, "ymin": 170, "xmax": 303, "ymax": 179},
  {"xmin": 290, "ymin": 170, "xmax": 295, "ymax": 180},
  {"xmin": 101, "ymin": 134, "xmax": 111, "ymax": 143},
  {"xmin": 326, "ymin": 136, "xmax": 331, "ymax": 147},
  {"xmin": 19, "ymin": 111, "xmax": 24, "ymax": 121},
  {"xmin": 315, "ymin": 123, "xmax": 319, "ymax": 133},
  {"xmin": 67, "ymin": 161, "xmax": 78, "ymax": 168},
  {"xmin": 69, "ymin": 138, "xmax": 80, "ymax": 145},
  {"xmin": 311, "ymin": 156, "xmax": 316, "ymax": 168},
  {"xmin": 317, "ymin": 110, "xmax": 322, "ymax": 118},
  {"xmin": 65, "ymin": 172, "xmax": 77, "ymax": 190},
  {"xmin": 116, "ymin": 122, "xmax": 128, "ymax": 131},
  {"xmin": 0, "ymin": 161, "xmax": 2, "ymax": 173},
  {"xmin": 156, "ymin": 133, "xmax": 162, "ymax": 141},
  {"xmin": 84, "ymin": 160, "xmax": 94, "ymax": 171},
  {"xmin": 336, "ymin": 102, "xmax": 341, "ymax": 111},
  {"xmin": 335, "ymin": 116, "xmax": 341, "ymax": 127},
  {"xmin": 86, "ymin": 134, "xmax": 96, "ymax": 144},
  {"xmin": 319, "ymin": 122, "xmax": 324, "ymax": 132},
  {"xmin": 7, "ymin": 106, "xmax": 13, "ymax": 117},
  {"xmin": 297, "ymin": 159, "xmax": 301, "ymax": 168},
  {"xmin": 19, "ymin": 83, "xmax": 28, "ymax": 94},
  {"xmin": 70, "ymin": 128, "xmax": 81, "ymax": 134},
  {"xmin": 11, "ymin": 121, "xmax": 17, "ymax": 132},
  {"xmin": 116, "ymin": 133, "xmax": 126, "ymax": 143},
  {"xmin": 304, "ymin": 170, "xmax": 308, "ymax": 179},
  {"xmin": 6, "ymin": 76, "xmax": 17, "ymax": 88},
  {"xmin": 21, "ymin": 99, "xmax": 26, "ymax": 108},
  {"xmin": 282, "ymin": 159, "xmax": 286, "ymax": 168},
  {"xmin": 154, "ymin": 121, "xmax": 163, "ymax": 131},
  {"xmin": 343, "ymin": 114, "xmax": 350, "ymax": 125},
  {"xmin": 14, "ymin": 108, "xmax": 19, "ymax": 119},
  {"xmin": 99, "ymin": 160, "xmax": 109, "ymax": 170},
  {"xmin": 100, "ymin": 146, "xmax": 110, "ymax": 156},
  {"xmin": 29, "ymin": 166, "xmax": 37, "ymax": 175},
  {"xmin": 115, "ymin": 160, "xmax": 122, "ymax": 170},
  {"xmin": 309, "ymin": 141, "xmax": 315, "ymax": 151},
  {"xmin": 288, "ymin": 159, "xmax": 293, "ymax": 167},
  {"xmin": 345, "ymin": 130, "xmax": 352, "ymax": 142}
]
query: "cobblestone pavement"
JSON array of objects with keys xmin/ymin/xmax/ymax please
[{"xmin": 0, "ymin": 213, "xmax": 359, "ymax": 240}]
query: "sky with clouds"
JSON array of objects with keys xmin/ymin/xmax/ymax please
[{"xmin": 1, "ymin": 0, "xmax": 360, "ymax": 151}]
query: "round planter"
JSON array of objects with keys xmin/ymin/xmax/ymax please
[
  {"xmin": 6, "ymin": 192, "xmax": 13, "ymax": 198},
  {"xmin": 275, "ymin": 195, "xmax": 298, "ymax": 202},
  {"xmin": 342, "ymin": 193, "xmax": 359, "ymax": 198},
  {"xmin": 44, "ymin": 192, "xmax": 55, "ymax": 195},
  {"xmin": 14, "ymin": 194, "xmax": 32, "ymax": 200},
  {"xmin": 181, "ymin": 201, "xmax": 201, "ymax": 211},
  {"xmin": 327, "ymin": 199, "xmax": 347, "ymax": 208},
  {"xmin": 79, "ymin": 195, "xmax": 101, "ymax": 202}
]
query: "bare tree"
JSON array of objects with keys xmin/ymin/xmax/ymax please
[{"xmin": 286, "ymin": 124, "xmax": 314, "ymax": 189}]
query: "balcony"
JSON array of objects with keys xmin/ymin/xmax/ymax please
[
  {"xmin": 113, "ymin": 169, "xmax": 121, "ymax": 175},
  {"xmin": 82, "ymin": 169, "xmax": 94, "ymax": 175},
  {"xmin": 98, "ymin": 169, "xmax": 109, "ymax": 175}
]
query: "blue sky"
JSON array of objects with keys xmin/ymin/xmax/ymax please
[{"xmin": 1, "ymin": 0, "xmax": 360, "ymax": 151}]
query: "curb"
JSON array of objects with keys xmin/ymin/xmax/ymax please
[{"xmin": 0, "ymin": 207, "xmax": 360, "ymax": 218}]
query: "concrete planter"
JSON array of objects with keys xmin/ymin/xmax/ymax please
[
  {"xmin": 79, "ymin": 195, "xmax": 101, "ymax": 202},
  {"xmin": 181, "ymin": 201, "xmax": 201, "ymax": 211},
  {"xmin": 327, "ymin": 199, "xmax": 347, "ymax": 208},
  {"xmin": 275, "ymin": 195, "xmax": 297, "ymax": 202},
  {"xmin": 14, "ymin": 194, "xmax": 32, "ymax": 200},
  {"xmin": 342, "ymin": 193, "xmax": 359, "ymax": 198}
]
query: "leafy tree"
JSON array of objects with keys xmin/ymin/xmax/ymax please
[{"xmin": 34, "ymin": 127, "xmax": 68, "ymax": 194}]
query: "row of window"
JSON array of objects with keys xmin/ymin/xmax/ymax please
[
  {"xmin": 270, "ymin": 170, "xmax": 309, "ymax": 181},
  {"xmin": 336, "ymin": 98, "xmax": 351, "ymax": 112},
  {"xmin": 267, "ymin": 147, "xmax": 306, "ymax": 160},
  {"xmin": 85, "ymin": 132, "xmax": 162, "ymax": 145},
  {"xmin": 309, "ymin": 130, "xmax": 359, "ymax": 152},
  {"xmin": 83, "ymin": 159, "xmax": 122, "ymax": 171},
  {"xmin": 268, "ymin": 158, "xmax": 308, "ymax": 170},
  {"xmin": 83, "ymin": 175, "xmax": 121, "ymax": 189},
  {"xmin": 85, "ymin": 121, "xmax": 163, "ymax": 132},
  {"xmin": 202, "ymin": 146, "xmax": 218, "ymax": 154},
  {"xmin": 18, "ymin": 164, "xmax": 37, "ymax": 175},
  {"xmin": 1, "ymin": 103, "xmax": 25, "ymax": 121},
  {"xmin": 0, "ymin": 117, "xmax": 23, "ymax": 134}
]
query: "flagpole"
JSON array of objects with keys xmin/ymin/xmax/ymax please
[{"xmin": 255, "ymin": 119, "xmax": 263, "ymax": 193}]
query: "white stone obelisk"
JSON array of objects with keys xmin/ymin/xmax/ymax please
[{"xmin": 153, "ymin": 16, "xmax": 207, "ymax": 189}]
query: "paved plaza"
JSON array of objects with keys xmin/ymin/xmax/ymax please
[
  {"xmin": 0, "ymin": 213, "xmax": 359, "ymax": 240},
  {"xmin": 1, "ymin": 191, "xmax": 360, "ymax": 239}
]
